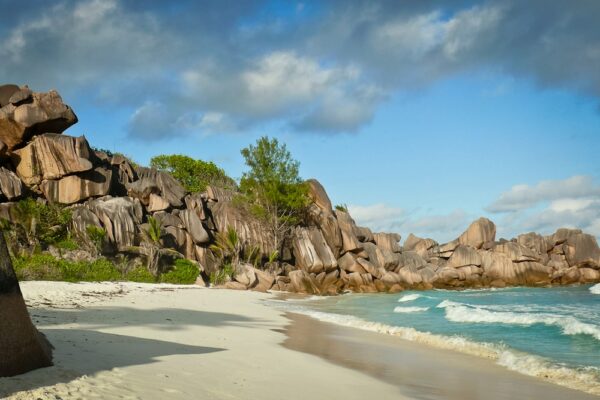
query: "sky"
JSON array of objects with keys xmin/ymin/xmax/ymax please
[{"xmin": 1, "ymin": 0, "xmax": 599, "ymax": 243}]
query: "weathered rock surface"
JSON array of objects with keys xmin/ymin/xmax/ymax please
[
  {"xmin": 84, "ymin": 196, "xmax": 144, "ymax": 250},
  {"xmin": 0, "ymin": 90, "xmax": 77, "ymax": 150},
  {"xmin": 12, "ymin": 134, "xmax": 94, "ymax": 185},
  {"xmin": 41, "ymin": 167, "xmax": 112, "ymax": 204},
  {"xmin": 307, "ymin": 179, "xmax": 333, "ymax": 213},
  {"xmin": 136, "ymin": 167, "xmax": 185, "ymax": 208},
  {"xmin": 335, "ymin": 210, "xmax": 362, "ymax": 253},
  {"xmin": 373, "ymin": 232, "xmax": 401, "ymax": 253},
  {"xmin": 0, "ymin": 167, "xmax": 22, "ymax": 200},
  {"xmin": 458, "ymin": 217, "xmax": 496, "ymax": 249},
  {"xmin": 179, "ymin": 209, "xmax": 210, "ymax": 245}
]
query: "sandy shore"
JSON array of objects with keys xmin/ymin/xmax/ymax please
[
  {"xmin": 1, "ymin": 282, "xmax": 597, "ymax": 400},
  {"xmin": 1, "ymin": 282, "xmax": 403, "ymax": 400},
  {"xmin": 283, "ymin": 313, "xmax": 599, "ymax": 400}
]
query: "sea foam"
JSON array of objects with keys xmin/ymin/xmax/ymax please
[
  {"xmin": 274, "ymin": 303, "xmax": 600, "ymax": 396},
  {"xmin": 393, "ymin": 306, "xmax": 429, "ymax": 313},
  {"xmin": 442, "ymin": 303, "xmax": 600, "ymax": 341},
  {"xmin": 397, "ymin": 293, "xmax": 422, "ymax": 302},
  {"xmin": 591, "ymin": 284, "xmax": 600, "ymax": 295}
]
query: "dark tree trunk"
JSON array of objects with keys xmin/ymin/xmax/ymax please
[{"xmin": 0, "ymin": 230, "xmax": 53, "ymax": 377}]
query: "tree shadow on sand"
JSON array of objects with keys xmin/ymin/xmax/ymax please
[
  {"xmin": 30, "ymin": 306, "xmax": 268, "ymax": 331},
  {"xmin": 0, "ymin": 306, "xmax": 268, "ymax": 397}
]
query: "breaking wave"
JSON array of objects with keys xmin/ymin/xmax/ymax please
[
  {"xmin": 397, "ymin": 293, "xmax": 422, "ymax": 302},
  {"xmin": 591, "ymin": 284, "xmax": 600, "ymax": 295},
  {"xmin": 442, "ymin": 302, "xmax": 600, "ymax": 341},
  {"xmin": 275, "ymin": 304, "xmax": 600, "ymax": 395},
  {"xmin": 393, "ymin": 306, "xmax": 429, "ymax": 313}
]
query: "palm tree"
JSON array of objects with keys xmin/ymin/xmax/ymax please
[
  {"xmin": 139, "ymin": 216, "xmax": 183, "ymax": 276},
  {"xmin": 0, "ymin": 230, "xmax": 53, "ymax": 376},
  {"xmin": 210, "ymin": 226, "xmax": 243, "ymax": 267}
]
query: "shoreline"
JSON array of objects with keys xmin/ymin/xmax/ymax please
[
  {"xmin": 282, "ymin": 311, "xmax": 599, "ymax": 399},
  {"xmin": 2, "ymin": 281, "xmax": 598, "ymax": 399}
]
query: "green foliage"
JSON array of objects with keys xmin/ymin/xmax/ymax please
[
  {"xmin": 86, "ymin": 225, "xmax": 106, "ymax": 254},
  {"xmin": 150, "ymin": 154, "xmax": 234, "ymax": 193},
  {"xmin": 145, "ymin": 216, "xmax": 162, "ymax": 244},
  {"xmin": 92, "ymin": 147, "xmax": 114, "ymax": 157},
  {"xmin": 160, "ymin": 259, "xmax": 199, "ymax": 284},
  {"xmin": 238, "ymin": 136, "xmax": 310, "ymax": 247},
  {"xmin": 12, "ymin": 253, "xmax": 199, "ymax": 284},
  {"xmin": 12, "ymin": 254, "xmax": 121, "ymax": 282},
  {"xmin": 54, "ymin": 237, "xmax": 79, "ymax": 251},
  {"xmin": 125, "ymin": 266, "xmax": 157, "ymax": 283},
  {"xmin": 210, "ymin": 226, "xmax": 242, "ymax": 265},
  {"xmin": 209, "ymin": 263, "xmax": 235, "ymax": 286},
  {"xmin": 11, "ymin": 198, "xmax": 72, "ymax": 248},
  {"xmin": 334, "ymin": 204, "xmax": 348, "ymax": 212},
  {"xmin": 268, "ymin": 250, "xmax": 279, "ymax": 263},
  {"xmin": 244, "ymin": 245, "xmax": 261, "ymax": 267}
]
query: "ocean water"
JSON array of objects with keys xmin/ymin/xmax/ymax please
[{"xmin": 276, "ymin": 283, "xmax": 600, "ymax": 395}]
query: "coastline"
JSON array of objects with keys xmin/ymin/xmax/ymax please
[
  {"xmin": 2, "ymin": 282, "xmax": 598, "ymax": 399},
  {"xmin": 282, "ymin": 312, "xmax": 599, "ymax": 400}
]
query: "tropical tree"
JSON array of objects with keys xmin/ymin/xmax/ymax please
[
  {"xmin": 150, "ymin": 154, "xmax": 235, "ymax": 193},
  {"xmin": 238, "ymin": 136, "xmax": 309, "ymax": 252},
  {"xmin": 210, "ymin": 226, "xmax": 243, "ymax": 267},
  {"xmin": 0, "ymin": 231, "xmax": 53, "ymax": 376}
]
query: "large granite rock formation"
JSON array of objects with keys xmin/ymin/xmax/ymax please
[
  {"xmin": 0, "ymin": 89, "xmax": 77, "ymax": 150},
  {"xmin": 0, "ymin": 84, "xmax": 598, "ymax": 296},
  {"xmin": 12, "ymin": 133, "xmax": 94, "ymax": 185}
]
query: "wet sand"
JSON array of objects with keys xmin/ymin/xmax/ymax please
[{"xmin": 282, "ymin": 312, "xmax": 599, "ymax": 400}]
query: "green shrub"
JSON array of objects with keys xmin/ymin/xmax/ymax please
[
  {"xmin": 61, "ymin": 258, "xmax": 121, "ymax": 282},
  {"xmin": 209, "ymin": 263, "xmax": 235, "ymax": 286},
  {"xmin": 13, "ymin": 253, "xmax": 64, "ymax": 281},
  {"xmin": 160, "ymin": 259, "xmax": 199, "ymax": 284},
  {"xmin": 13, "ymin": 254, "xmax": 121, "ymax": 282},
  {"xmin": 150, "ymin": 154, "xmax": 235, "ymax": 193},
  {"xmin": 54, "ymin": 237, "xmax": 79, "ymax": 251},
  {"xmin": 334, "ymin": 204, "xmax": 348, "ymax": 212},
  {"xmin": 125, "ymin": 266, "xmax": 157, "ymax": 283}
]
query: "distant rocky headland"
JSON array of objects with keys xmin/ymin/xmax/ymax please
[{"xmin": 0, "ymin": 84, "xmax": 599, "ymax": 294}]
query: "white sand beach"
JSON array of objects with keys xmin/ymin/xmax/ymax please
[
  {"xmin": 1, "ymin": 282, "xmax": 598, "ymax": 400},
  {"xmin": 1, "ymin": 282, "xmax": 404, "ymax": 400}
]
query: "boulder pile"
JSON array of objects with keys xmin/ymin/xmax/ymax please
[{"xmin": 1, "ymin": 83, "xmax": 599, "ymax": 294}]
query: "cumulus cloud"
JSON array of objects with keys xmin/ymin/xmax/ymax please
[
  {"xmin": 488, "ymin": 175, "xmax": 600, "ymax": 239},
  {"xmin": 486, "ymin": 176, "xmax": 600, "ymax": 213},
  {"xmin": 348, "ymin": 204, "xmax": 472, "ymax": 243},
  {"xmin": 178, "ymin": 51, "xmax": 383, "ymax": 135},
  {"xmin": 1, "ymin": 0, "xmax": 600, "ymax": 139}
]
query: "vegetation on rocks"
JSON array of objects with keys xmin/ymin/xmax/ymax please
[
  {"xmin": 238, "ymin": 136, "xmax": 310, "ymax": 253},
  {"xmin": 150, "ymin": 154, "xmax": 235, "ymax": 193}
]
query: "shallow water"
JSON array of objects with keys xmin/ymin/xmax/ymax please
[{"xmin": 275, "ymin": 283, "xmax": 600, "ymax": 395}]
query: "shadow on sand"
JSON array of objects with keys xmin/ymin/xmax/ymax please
[{"xmin": 0, "ymin": 306, "xmax": 265, "ymax": 397}]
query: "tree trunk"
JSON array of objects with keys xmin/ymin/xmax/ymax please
[{"xmin": 0, "ymin": 230, "xmax": 53, "ymax": 377}]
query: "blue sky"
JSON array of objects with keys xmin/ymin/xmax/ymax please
[{"xmin": 2, "ymin": 0, "xmax": 599, "ymax": 242}]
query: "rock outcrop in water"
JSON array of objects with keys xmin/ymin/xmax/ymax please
[{"xmin": 0, "ymin": 83, "xmax": 599, "ymax": 295}]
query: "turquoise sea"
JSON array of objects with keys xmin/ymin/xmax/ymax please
[{"xmin": 277, "ymin": 283, "xmax": 600, "ymax": 395}]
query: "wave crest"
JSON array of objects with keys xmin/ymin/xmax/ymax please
[
  {"xmin": 393, "ymin": 306, "xmax": 429, "ymax": 313},
  {"xmin": 275, "ymin": 305, "xmax": 600, "ymax": 395},
  {"xmin": 443, "ymin": 304, "xmax": 600, "ymax": 341},
  {"xmin": 398, "ymin": 293, "xmax": 422, "ymax": 302},
  {"xmin": 591, "ymin": 284, "xmax": 600, "ymax": 295}
]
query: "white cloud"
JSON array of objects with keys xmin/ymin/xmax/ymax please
[
  {"xmin": 489, "ymin": 175, "xmax": 600, "ymax": 239},
  {"xmin": 348, "ymin": 203, "xmax": 405, "ymax": 229},
  {"xmin": 486, "ymin": 176, "xmax": 600, "ymax": 213},
  {"xmin": 181, "ymin": 51, "xmax": 384, "ymax": 133},
  {"xmin": 348, "ymin": 204, "xmax": 473, "ymax": 243}
]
